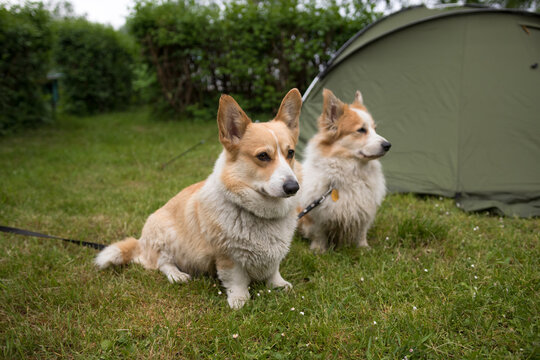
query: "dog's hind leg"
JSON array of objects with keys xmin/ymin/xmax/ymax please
[{"xmin": 157, "ymin": 255, "xmax": 191, "ymax": 283}]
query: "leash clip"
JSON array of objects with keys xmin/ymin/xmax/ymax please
[{"xmin": 297, "ymin": 185, "xmax": 334, "ymax": 220}]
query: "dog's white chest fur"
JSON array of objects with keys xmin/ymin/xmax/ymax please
[{"xmin": 198, "ymin": 152, "xmax": 296, "ymax": 280}]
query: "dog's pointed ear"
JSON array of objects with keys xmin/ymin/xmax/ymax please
[
  {"xmin": 319, "ymin": 88, "xmax": 344, "ymax": 131},
  {"xmin": 275, "ymin": 88, "xmax": 302, "ymax": 140},
  {"xmin": 217, "ymin": 94, "xmax": 252, "ymax": 152},
  {"xmin": 353, "ymin": 90, "xmax": 364, "ymax": 106}
]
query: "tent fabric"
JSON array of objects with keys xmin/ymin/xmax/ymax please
[{"xmin": 298, "ymin": 5, "xmax": 540, "ymax": 217}]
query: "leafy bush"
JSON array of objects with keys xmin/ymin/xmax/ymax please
[
  {"xmin": 129, "ymin": 0, "xmax": 377, "ymax": 117},
  {"xmin": 54, "ymin": 19, "xmax": 135, "ymax": 115},
  {"xmin": 0, "ymin": 3, "xmax": 53, "ymax": 135}
]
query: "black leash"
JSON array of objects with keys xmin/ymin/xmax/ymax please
[
  {"xmin": 297, "ymin": 187, "xmax": 333, "ymax": 220},
  {"xmin": 1, "ymin": 186, "xmax": 332, "ymax": 249},
  {"xmin": 0, "ymin": 225, "xmax": 106, "ymax": 250}
]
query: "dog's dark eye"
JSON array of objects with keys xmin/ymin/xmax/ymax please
[
  {"xmin": 256, "ymin": 152, "xmax": 271, "ymax": 162},
  {"xmin": 357, "ymin": 127, "xmax": 367, "ymax": 134},
  {"xmin": 287, "ymin": 149, "xmax": 295, "ymax": 159}
]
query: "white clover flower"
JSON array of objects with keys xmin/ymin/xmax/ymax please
[
  {"xmin": 232, "ymin": 334, "xmax": 239, "ymax": 339},
  {"xmin": 300, "ymin": 311, "xmax": 305, "ymax": 315},
  {"xmin": 424, "ymin": 268, "xmax": 428, "ymax": 272},
  {"xmin": 218, "ymin": 291, "xmax": 222, "ymax": 295},
  {"xmin": 373, "ymin": 321, "xmax": 377, "ymax": 325},
  {"xmin": 412, "ymin": 306, "xmax": 417, "ymax": 311}
]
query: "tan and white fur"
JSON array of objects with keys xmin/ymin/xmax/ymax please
[
  {"xmin": 95, "ymin": 89, "xmax": 303, "ymax": 309},
  {"xmin": 298, "ymin": 89, "xmax": 391, "ymax": 252}
]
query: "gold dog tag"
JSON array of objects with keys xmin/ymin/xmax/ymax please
[{"xmin": 331, "ymin": 189, "xmax": 339, "ymax": 202}]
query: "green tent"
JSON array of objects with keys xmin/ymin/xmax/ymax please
[{"xmin": 298, "ymin": 5, "xmax": 540, "ymax": 217}]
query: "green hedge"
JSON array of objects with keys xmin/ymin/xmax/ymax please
[
  {"xmin": 129, "ymin": 0, "xmax": 377, "ymax": 116},
  {"xmin": 0, "ymin": 4, "xmax": 53, "ymax": 135},
  {"xmin": 54, "ymin": 19, "xmax": 135, "ymax": 115}
]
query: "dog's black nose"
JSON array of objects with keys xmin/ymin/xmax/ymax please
[
  {"xmin": 381, "ymin": 141, "xmax": 392, "ymax": 152},
  {"xmin": 283, "ymin": 179, "xmax": 299, "ymax": 195}
]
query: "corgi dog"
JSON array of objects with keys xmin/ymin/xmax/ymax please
[
  {"xmin": 95, "ymin": 89, "xmax": 303, "ymax": 309},
  {"xmin": 298, "ymin": 89, "xmax": 390, "ymax": 252}
]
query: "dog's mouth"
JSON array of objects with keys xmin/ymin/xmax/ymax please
[
  {"xmin": 358, "ymin": 151, "xmax": 384, "ymax": 160},
  {"xmin": 257, "ymin": 186, "xmax": 294, "ymax": 199}
]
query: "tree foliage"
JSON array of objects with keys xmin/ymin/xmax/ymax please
[
  {"xmin": 54, "ymin": 19, "xmax": 135, "ymax": 115},
  {"xmin": 129, "ymin": 0, "xmax": 378, "ymax": 116},
  {"xmin": 0, "ymin": 3, "xmax": 53, "ymax": 135}
]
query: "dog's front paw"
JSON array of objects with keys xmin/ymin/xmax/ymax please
[
  {"xmin": 356, "ymin": 238, "xmax": 370, "ymax": 248},
  {"xmin": 227, "ymin": 289, "xmax": 250, "ymax": 310},
  {"xmin": 267, "ymin": 270, "xmax": 293, "ymax": 291},
  {"xmin": 269, "ymin": 278, "xmax": 293, "ymax": 291},
  {"xmin": 280, "ymin": 280, "xmax": 293, "ymax": 292}
]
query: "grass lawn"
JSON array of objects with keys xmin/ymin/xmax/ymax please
[{"xmin": 1, "ymin": 108, "xmax": 538, "ymax": 359}]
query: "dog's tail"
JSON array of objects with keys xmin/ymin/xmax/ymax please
[{"xmin": 94, "ymin": 237, "xmax": 140, "ymax": 270}]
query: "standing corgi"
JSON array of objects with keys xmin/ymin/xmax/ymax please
[
  {"xmin": 298, "ymin": 89, "xmax": 390, "ymax": 251},
  {"xmin": 95, "ymin": 89, "xmax": 303, "ymax": 309}
]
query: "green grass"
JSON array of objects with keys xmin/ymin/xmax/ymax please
[{"xmin": 1, "ymin": 108, "xmax": 538, "ymax": 359}]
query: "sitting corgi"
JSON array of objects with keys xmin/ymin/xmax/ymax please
[
  {"xmin": 298, "ymin": 89, "xmax": 390, "ymax": 251},
  {"xmin": 95, "ymin": 89, "xmax": 303, "ymax": 309}
]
